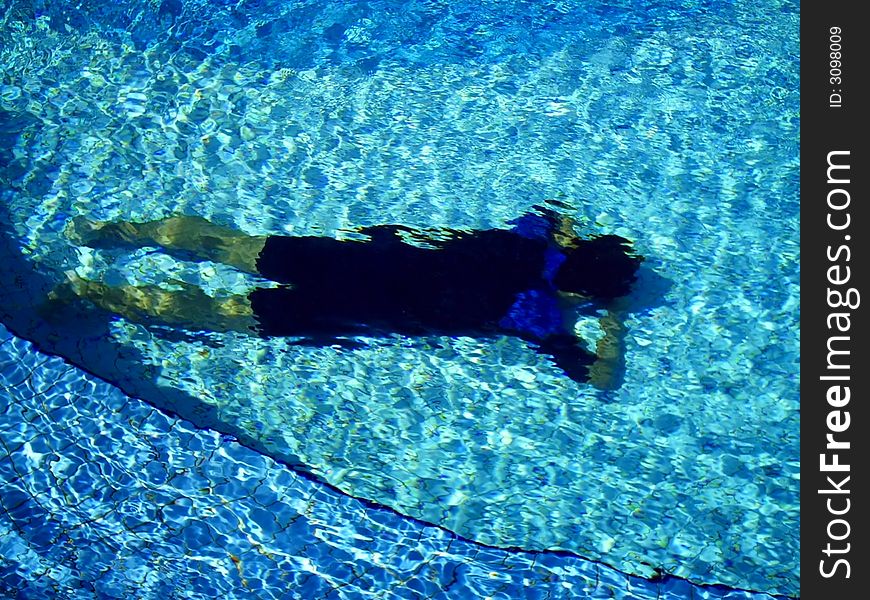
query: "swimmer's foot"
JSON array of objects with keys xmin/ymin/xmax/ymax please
[
  {"xmin": 39, "ymin": 271, "xmax": 90, "ymax": 323},
  {"xmin": 45, "ymin": 271, "xmax": 102, "ymax": 307},
  {"xmin": 45, "ymin": 274, "xmax": 76, "ymax": 306},
  {"xmin": 65, "ymin": 216, "xmax": 148, "ymax": 248}
]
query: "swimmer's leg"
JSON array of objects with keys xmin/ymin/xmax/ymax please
[
  {"xmin": 67, "ymin": 215, "xmax": 267, "ymax": 275},
  {"xmin": 52, "ymin": 273, "xmax": 257, "ymax": 333}
]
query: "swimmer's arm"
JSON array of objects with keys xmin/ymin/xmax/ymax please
[
  {"xmin": 536, "ymin": 334, "xmax": 597, "ymax": 386},
  {"xmin": 522, "ymin": 204, "xmax": 581, "ymax": 249},
  {"xmin": 535, "ymin": 325, "xmax": 626, "ymax": 391},
  {"xmin": 587, "ymin": 307, "xmax": 628, "ymax": 391},
  {"xmin": 552, "ymin": 214, "xmax": 581, "ymax": 249},
  {"xmin": 538, "ymin": 295, "xmax": 630, "ymax": 390}
]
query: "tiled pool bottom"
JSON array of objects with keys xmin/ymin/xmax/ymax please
[{"xmin": 0, "ymin": 325, "xmax": 788, "ymax": 600}]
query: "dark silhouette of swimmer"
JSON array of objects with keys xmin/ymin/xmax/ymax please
[{"xmin": 59, "ymin": 206, "xmax": 643, "ymax": 389}]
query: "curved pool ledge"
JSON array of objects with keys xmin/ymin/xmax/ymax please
[{"xmin": 0, "ymin": 324, "xmax": 792, "ymax": 599}]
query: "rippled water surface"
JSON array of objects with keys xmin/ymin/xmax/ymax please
[{"xmin": 1, "ymin": 0, "xmax": 798, "ymax": 597}]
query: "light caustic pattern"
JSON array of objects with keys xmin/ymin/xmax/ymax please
[{"xmin": 0, "ymin": 0, "xmax": 798, "ymax": 596}]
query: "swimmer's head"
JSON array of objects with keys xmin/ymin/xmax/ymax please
[{"xmin": 554, "ymin": 235, "xmax": 643, "ymax": 301}]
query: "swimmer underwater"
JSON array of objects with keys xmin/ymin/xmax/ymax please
[{"xmin": 58, "ymin": 204, "xmax": 643, "ymax": 390}]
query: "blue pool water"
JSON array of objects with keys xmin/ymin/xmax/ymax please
[{"xmin": 1, "ymin": 0, "xmax": 798, "ymax": 598}]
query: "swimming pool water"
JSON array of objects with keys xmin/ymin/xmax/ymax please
[{"xmin": 1, "ymin": 0, "xmax": 798, "ymax": 597}]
